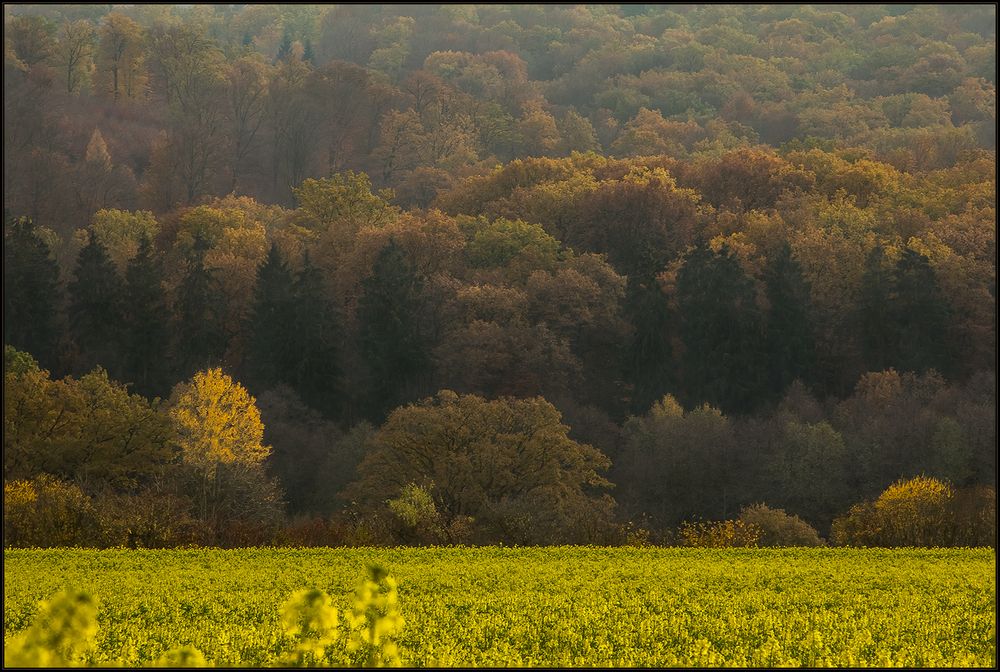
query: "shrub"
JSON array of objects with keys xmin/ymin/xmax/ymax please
[
  {"xmin": 3, "ymin": 476, "xmax": 101, "ymax": 547},
  {"xmin": 677, "ymin": 519, "xmax": 760, "ymax": 547},
  {"xmin": 830, "ymin": 476, "xmax": 996, "ymax": 547},
  {"xmin": 738, "ymin": 504, "xmax": 824, "ymax": 547}
]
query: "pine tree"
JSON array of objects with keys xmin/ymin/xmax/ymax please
[
  {"xmin": 68, "ymin": 229, "xmax": 125, "ymax": 377},
  {"xmin": 123, "ymin": 236, "xmax": 169, "ymax": 397},
  {"xmin": 357, "ymin": 239, "xmax": 431, "ymax": 421},
  {"xmin": 676, "ymin": 243, "xmax": 766, "ymax": 414},
  {"xmin": 246, "ymin": 242, "xmax": 296, "ymax": 389},
  {"xmin": 289, "ymin": 251, "xmax": 342, "ymax": 417},
  {"xmin": 859, "ymin": 244, "xmax": 894, "ymax": 373},
  {"xmin": 763, "ymin": 243, "xmax": 816, "ymax": 398},
  {"xmin": 892, "ymin": 248, "xmax": 954, "ymax": 376},
  {"xmin": 623, "ymin": 272, "xmax": 675, "ymax": 415},
  {"xmin": 3, "ymin": 216, "xmax": 63, "ymax": 371},
  {"xmin": 174, "ymin": 238, "xmax": 226, "ymax": 379}
]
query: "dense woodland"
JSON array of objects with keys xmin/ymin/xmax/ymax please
[{"xmin": 3, "ymin": 4, "xmax": 996, "ymax": 548}]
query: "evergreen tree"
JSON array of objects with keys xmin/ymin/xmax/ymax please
[
  {"xmin": 763, "ymin": 243, "xmax": 816, "ymax": 397},
  {"xmin": 892, "ymin": 248, "xmax": 954, "ymax": 376},
  {"xmin": 68, "ymin": 229, "xmax": 125, "ymax": 377},
  {"xmin": 246, "ymin": 242, "xmax": 296, "ymax": 389},
  {"xmin": 859, "ymin": 244, "xmax": 894, "ymax": 373},
  {"xmin": 123, "ymin": 236, "xmax": 169, "ymax": 397},
  {"xmin": 3, "ymin": 216, "xmax": 62, "ymax": 371},
  {"xmin": 623, "ymin": 272, "xmax": 675, "ymax": 415},
  {"xmin": 676, "ymin": 243, "xmax": 766, "ymax": 415},
  {"xmin": 289, "ymin": 251, "xmax": 342, "ymax": 418},
  {"xmin": 275, "ymin": 32, "xmax": 292, "ymax": 63},
  {"xmin": 174, "ymin": 239, "xmax": 226, "ymax": 379},
  {"xmin": 358, "ymin": 239, "xmax": 431, "ymax": 421}
]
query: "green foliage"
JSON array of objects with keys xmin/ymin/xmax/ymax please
[
  {"xmin": 347, "ymin": 390, "xmax": 615, "ymax": 544},
  {"xmin": 4, "ymin": 366, "xmax": 176, "ymax": 491},
  {"xmin": 293, "ymin": 172, "xmax": 398, "ymax": 233},
  {"xmin": 465, "ymin": 217, "xmax": 561, "ymax": 270},
  {"xmin": 4, "ymin": 346, "xmax": 40, "ymax": 375}
]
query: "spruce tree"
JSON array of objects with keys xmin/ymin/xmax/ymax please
[
  {"xmin": 357, "ymin": 239, "xmax": 431, "ymax": 421},
  {"xmin": 623, "ymin": 272, "xmax": 675, "ymax": 415},
  {"xmin": 3, "ymin": 216, "xmax": 62, "ymax": 371},
  {"xmin": 676, "ymin": 243, "xmax": 766, "ymax": 414},
  {"xmin": 289, "ymin": 251, "xmax": 342, "ymax": 417},
  {"xmin": 174, "ymin": 239, "xmax": 226, "ymax": 379},
  {"xmin": 859, "ymin": 244, "xmax": 894, "ymax": 373},
  {"xmin": 68, "ymin": 229, "xmax": 125, "ymax": 377},
  {"xmin": 246, "ymin": 242, "xmax": 296, "ymax": 389},
  {"xmin": 123, "ymin": 236, "xmax": 169, "ymax": 397},
  {"xmin": 892, "ymin": 248, "xmax": 954, "ymax": 376},
  {"xmin": 763, "ymin": 243, "xmax": 816, "ymax": 398}
]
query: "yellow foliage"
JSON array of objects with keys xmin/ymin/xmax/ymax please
[{"xmin": 168, "ymin": 369, "xmax": 269, "ymax": 472}]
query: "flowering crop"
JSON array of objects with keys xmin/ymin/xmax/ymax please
[{"xmin": 3, "ymin": 547, "xmax": 995, "ymax": 667}]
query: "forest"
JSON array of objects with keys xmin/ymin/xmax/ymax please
[{"xmin": 3, "ymin": 4, "xmax": 996, "ymax": 548}]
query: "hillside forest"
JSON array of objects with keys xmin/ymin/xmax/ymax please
[{"xmin": 3, "ymin": 4, "xmax": 996, "ymax": 548}]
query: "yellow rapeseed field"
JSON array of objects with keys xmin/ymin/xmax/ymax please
[{"xmin": 3, "ymin": 547, "xmax": 995, "ymax": 667}]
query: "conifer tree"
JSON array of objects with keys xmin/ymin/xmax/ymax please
[
  {"xmin": 623, "ymin": 272, "xmax": 675, "ymax": 415},
  {"xmin": 859, "ymin": 244, "xmax": 894, "ymax": 373},
  {"xmin": 174, "ymin": 238, "xmax": 226, "ymax": 380},
  {"xmin": 68, "ymin": 229, "xmax": 125, "ymax": 377},
  {"xmin": 676, "ymin": 243, "xmax": 766, "ymax": 414},
  {"xmin": 892, "ymin": 248, "xmax": 954, "ymax": 376},
  {"xmin": 763, "ymin": 243, "xmax": 816, "ymax": 397},
  {"xmin": 289, "ymin": 251, "xmax": 342, "ymax": 417},
  {"xmin": 357, "ymin": 239, "xmax": 431, "ymax": 421},
  {"xmin": 246, "ymin": 242, "xmax": 296, "ymax": 389},
  {"xmin": 3, "ymin": 217, "xmax": 63, "ymax": 371},
  {"xmin": 123, "ymin": 235, "xmax": 169, "ymax": 397}
]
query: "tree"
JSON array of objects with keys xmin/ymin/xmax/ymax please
[
  {"xmin": 676, "ymin": 243, "xmax": 766, "ymax": 414},
  {"xmin": 616, "ymin": 395, "xmax": 740, "ymax": 527},
  {"xmin": 224, "ymin": 55, "xmax": 270, "ymax": 191},
  {"xmin": 289, "ymin": 252, "xmax": 342, "ymax": 418},
  {"xmin": 167, "ymin": 368, "xmax": 275, "ymax": 531},
  {"xmin": 357, "ymin": 240, "xmax": 432, "ymax": 422},
  {"xmin": 4, "ymin": 364, "xmax": 176, "ymax": 492},
  {"xmin": 623, "ymin": 273, "xmax": 675, "ymax": 415},
  {"xmin": 173, "ymin": 242, "xmax": 226, "ymax": 380},
  {"xmin": 122, "ymin": 236, "xmax": 169, "ymax": 397},
  {"xmin": 343, "ymin": 390, "xmax": 615, "ymax": 544},
  {"xmin": 3, "ymin": 217, "xmax": 63, "ymax": 371},
  {"xmin": 6, "ymin": 14, "xmax": 56, "ymax": 68},
  {"xmin": 67, "ymin": 230, "xmax": 125, "ymax": 378},
  {"xmin": 859, "ymin": 245, "xmax": 894, "ymax": 373},
  {"xmin": 891, "ymin": 248, "xmax": 954, "ymax": 376},
  {"xmin": 763, "ymin": 243, "xmax": 816, "ymax": 397},
  {"xmin": 246, "ymin": 243, "xmax": 296, "ymax": 390},
  {"xmin": 56, "ymin": 20, "xmax": 95, "ymax": 94},
  {"xmin": 96, "ymin": 12, "xmax": 145, "ymax": 101}
]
